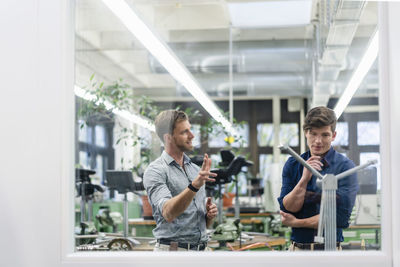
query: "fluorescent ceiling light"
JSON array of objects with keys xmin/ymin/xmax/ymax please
[
  {"xmin": 334, "ymin": 30, "xmax": 379, "ymax": 118},
  {"xmin": 102, "ymin": 0, "xmax": 235, "ymax": 135},
  {"xmin": 74, "ymin": 85, "xmax": 155, "ymax": 132},
  {"xmin": 228, "ymin": 0, "xmax": 312, "ymax": 28}
]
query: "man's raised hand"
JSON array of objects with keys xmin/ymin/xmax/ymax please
[
  {"xmin": 302, "ymin": 156, "xmax": 323, "ymax": 181},
  {"xmin": 192, "ymin": 154, "xmax": 217, "ymax": 189}
]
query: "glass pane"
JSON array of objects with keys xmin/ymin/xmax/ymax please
[
  {"xmin": 280, "ymin": 123, "xmax": 299, "ymax": 147},
  {"xmin": 358, "ymin": 121, "xmax": 380, "ymax": 145},
  {"xmin": 208, "ymin": 124, "xmax": 226, "ymax": 148},
  {"xmin": 95, "ymin": 154, "xmax": 103, "ymax": 181},
  {"xmin": 210, "ymin": 154, "xmax": 222, "ymax": 169},
  {"xmin": 231, "ymin": 123, "xmax": 249, "ymax": 148},
  {"xmin": 79, "ymin": 151, "xmax": 90, "ymax": 169},
  {"xmin": 360, "ymin": 152, "xmax": 381, "ymax": 191},
  {"xmin": 208, "ymin": 123, "xmax": 248, "ymax": 148},
  {"xmin": 258, "ymin": 123, "xmax": 298, "ymax": 147},
  {"xmin": 260, "ymin": 154, "xmax": 290, "ymax": 178},
  {"xmin": 259, "ymin": 154, "xmax": 273, "ymax": 178},
  {"xmin": 354, "ymin": 153, "xmax": 381, "ymax": 226},
  {"xmin": 257, "ymin": 123, "xmax": 274, "ymax": 146},
  {"xmin": 138, "ymin": 126, "xmax": 152, "ymax": 149},
  {"xmin": 332, "ymin": 122, "xmax": 348, "ymax": 146},
  {"xmin": 280, "ymin": 153, "xmax": 290, "ymax": 164},
  {"xmin": 74, "ymin": 0, "xmax": 380, "ymax": 253},
  {"xmin": 78, "ymin": 122, "xmax": 92, "ymax": 144},
  {"xmin": 261, "ymin": 153, "xmax": 289, "ymax": 212},
  {"xmin": 191, "ymin": 124, "xmax": 201, "ymax": 148},
  {"xmin": 95, "ymin": 125, "xmax": 106, "ymax": 147}
]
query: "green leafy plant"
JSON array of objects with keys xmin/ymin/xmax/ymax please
[
  {"xmin": 77, "ymin": 75, "xmax": 160, "ymax": 175},
  {"xmin": 77, "ymin": 75, "xmax": 249, "ymax": 177}
]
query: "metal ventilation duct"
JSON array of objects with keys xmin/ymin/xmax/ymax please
[
  {"xmin": 149, "ymin": 40, "xmax": 313, "ymax": 96},
  {"xmin": 190, "ymin": 73, "xmax": 310, "ymax": 97},
  {"xmin": 312, "ymin": 0, "xmax": 367, "ymax": 107}
]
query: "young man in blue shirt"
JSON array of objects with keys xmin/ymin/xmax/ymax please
[{"xmin": 277, "ymin": 106, "xmax": 359, "ymax": 250}]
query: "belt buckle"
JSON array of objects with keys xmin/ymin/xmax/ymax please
[
  {"xmin": 189, "ymin": 243, "xmax": 200, "ymax": 251},
  {"xmin": 190, "ymin": 243, "xmax": 204, "ymax": 251}
]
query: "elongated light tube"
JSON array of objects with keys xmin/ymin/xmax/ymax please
[
  {"xmin": 334, "ymin": 30, "xmax": 379, "ymax": 118},
  {"xmin": 102, "ymin": 0, "xmax": 235, "ymax": 135},
  {"xmin": 74, "ymin": 85, "xmax": 155, "ymax": 132}
]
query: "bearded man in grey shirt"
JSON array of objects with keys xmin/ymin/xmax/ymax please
[{"xmin": 143, "ymin": 110, "xmax": 218, "ymax": 251}]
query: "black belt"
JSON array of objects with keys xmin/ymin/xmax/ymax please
[
  {"xmin": 158, "ymin": 239, "xmax": 207, "ymax": 251},
  {"xmin": 293, "ymin": 242, "xmax": 340, "ymax": 250}
]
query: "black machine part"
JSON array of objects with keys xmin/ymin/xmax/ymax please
[
  {"xmin": 105, "ymin": 170, "xmax": 145, "ymax": 194},
  {"xmin": 76, "ymin": 168, "xmax": 95, "ymax": 183},
  {"xmin": 207, "ymin": 154, "xmax": 253, "ymax": 187},
  {"xmin": 76, "ymin": 183, "xmax": 105, "ymax": 197},
  {"xmin": 75, "ymin": 168, "xmax": 105, "ymax": 197},
  {"xmin": 219, "ymin": 150, "xmax": 235, "ymax": 167}
]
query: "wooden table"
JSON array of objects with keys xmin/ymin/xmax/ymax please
[
  {"xmin": 128, "ymin": 219, "xmax": 156, "ymax": 225},
  {"xmin": 225, "ymin": 212, "xmax": 278, "ymax": 233},
  {"xmin": 344, "ymin": 224, "xmax": 381, "ymax": 246},
  {"xmin": 132, "ymin": 235, "xmax": 286, "ymax": 251},
  {"xmin": 225, "ymin": 212, "xmax": 275, "ymax": 218},
  {"xmin": 127, "ymin": 218, "xmax": 286, "ymax": 251},
  {"xmin": 208, "ymin": 235, "xmax": 286, "ymax": 251},
  {"xmin": 348, "ymin": 224, "xmax": 380, "ymax": 229}
]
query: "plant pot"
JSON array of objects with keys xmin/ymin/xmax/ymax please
[
  {"xmin": 222, "ymin": 192, "xmax": 235, "ymax": 208},
  {"xmin": 141, "ymin": 195, "xmax": 153, "ymax": 219}
]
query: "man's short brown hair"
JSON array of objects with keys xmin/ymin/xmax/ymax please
[
  {"xmin": 303, "ymin": 106, "xmax": 337, "ymax": 132},
  {"xmin": 154, "ymin": 110, "xmax": 188, "ymax": 141}
]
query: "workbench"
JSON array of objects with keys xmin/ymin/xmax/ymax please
[
  {"xmin": 225, "ymin": 212, "xmax": 277, "ymax": 233},
  {"xmin": 343, "ymin": 224, "xmax": 381, "ymax": 249},
  {"xmin": 128, "ymin": 218, "xmax": 156, "ymax": 237},
  {"xmin": 225, "ymin": 212, "xmax": 275, "ymax": 218},
  {"xmin": 208, "ymin": 235, "xmax": 286, "ymax": 251}
]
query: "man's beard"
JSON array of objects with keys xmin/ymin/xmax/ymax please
[{"xmin": 173, "ymin": 137, "xmax": 193, "ymax": 152}]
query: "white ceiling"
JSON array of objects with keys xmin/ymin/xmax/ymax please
[{"xmin": 75, "ymin": 0, "xmax": 378, "ymax": 103}]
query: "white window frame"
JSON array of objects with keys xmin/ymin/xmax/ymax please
[{"xmin": 61, "ymin": 1, "xmax": 400, "ymax": 267}]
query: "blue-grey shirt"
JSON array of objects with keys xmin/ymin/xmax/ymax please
[
  {"xmin": 277, "ymin": 146, "xmax": 359, "ymax": 243},
  {"xmin": 143, "ymin": 151, "xmax": 208, "ymax": 243}
]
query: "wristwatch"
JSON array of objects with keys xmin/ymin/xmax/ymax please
[{"xmin": 188, "ymin": 183, "xmax": 199, "ymax": 192}]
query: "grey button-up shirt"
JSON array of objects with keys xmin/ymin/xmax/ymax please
[{"xmin": 143, "ymin": 151, "xmax": 208, "ymax": 243}]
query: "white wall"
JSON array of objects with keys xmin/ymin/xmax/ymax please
[
  {"xmin": 0, "ymin": 0, "xmax": 67, "ymax": 266},
  {"xmin": 0, "ymin": 1, "xmax": 399, "ymax": 267}
]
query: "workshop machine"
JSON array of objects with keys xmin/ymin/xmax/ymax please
[
  {"xmin": 75, "ymin": 168, "xmax": 105, "ymax": 238},
  {"xmin": 99, "ymin": 170, "xmax": 146, "ymax": 249},
  {"xmin": 211, "ymin": 218, "xmax": 243, "ymax": 249},
  {"xmin": 206, "ymin": 150, "xmax": 253, "ymax": 223},
  {"xmin": 75, "ymin": 169, "xmax": 145, "ymax": 251},
  {"xmin": 96, "ymin": 206, "xmax": 123, "ymax": 233}
]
